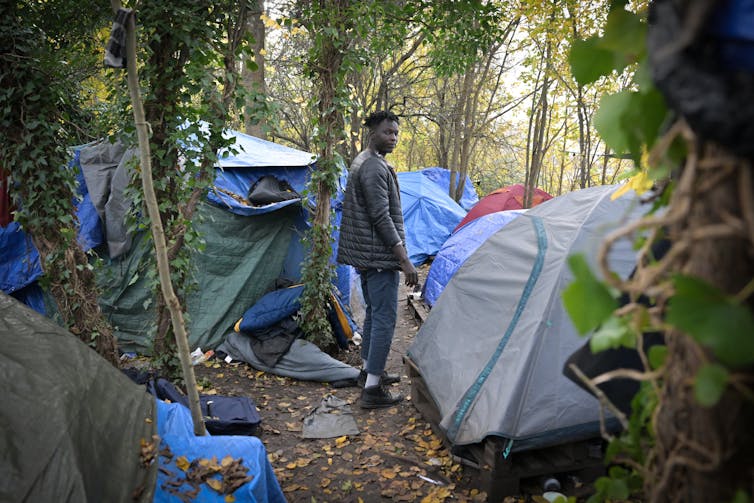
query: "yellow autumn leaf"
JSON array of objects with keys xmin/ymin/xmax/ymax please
[
  {"xmin": 225, "ymin": 495, "xmax": 236, "ymax": 503},
  {"xmin": 176, "ymin": 456, "xmax": 190, "ymax": 471},
  {"xmin": 296, "ymin": 457, "xmax": 311, "ymax": 467},
  {"xmin": 335, "ymin": 436, "xmax": 348, "ymax": 447},
  {"xmin": 381, "ymin": 469, "xmax": 396, "ymax": 479},
  {"xmin": 321, "ymin": 478, "xmax": 331, "ymax": 488},
  {"xmin": 206, "ymin": 478, "xmax": 223, "ymax": 492},
  {"xmin": 221, "ymin": 456, "xmax": 234, "ymax": 467},
  {"xmin": 612, "ymin": 169, "xmax": 653, "ymax": 200},
  {"xmin": 285, "ymin": 462, "xmax": 297, "ymax": 469}
]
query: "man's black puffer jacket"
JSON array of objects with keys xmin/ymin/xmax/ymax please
[{"xmin": 337, "ymin": 150, "xmax": 406, "ymax": 271}]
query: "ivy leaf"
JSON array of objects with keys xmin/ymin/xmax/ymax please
[
  {"xmin": 594, "ymin": 91, "xmax": 633, "ymax": 155},
  {"xmin": 623, "ymin": 88, "xmax": 667, "ymax": 152},
  {"xmin": 590, "ymin": 316, "xmax": 634, "ymax": 353},
  {"xmin": 648, "ymin": 345, "xmax": 667, "ymax": 370},
  {"xmin": 694, "ymin": 363, "xmax": 728, "ymax": 407},
  {"xmin": 563, "ymin": 254, "xmax": 618, "ymax": 335},
  {"xmin": 667, "ymin": 275, "xmax": 754, "ymax": 367},
  {"xmin": 569, "ymin": 36, "xmax": 616, "ymax": 86},
  {"xmin": 601, "ymin": 8, "xmax": 646, "ymax": 55},
  {"xmin": 595, "ymin": 89, "xmax": 668, "ymax": 162}
]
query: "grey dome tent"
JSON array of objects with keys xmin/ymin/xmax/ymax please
[{"xmin": 406, "ymin": 184, "xmax": 649, "ymax": 454}]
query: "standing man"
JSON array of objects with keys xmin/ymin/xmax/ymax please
[{"xmin": 337, "ymin": 110, "xmax": 419, "ymax": 409}]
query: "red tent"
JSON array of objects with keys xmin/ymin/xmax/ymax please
[{"xmin": 454, "ymin": 184, "xmax": 552, "ymax": 232}]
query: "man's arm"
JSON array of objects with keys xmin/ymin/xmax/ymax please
[{"xmin": 360, "ymin": 159, "xmax": 402, "ymax": 247}]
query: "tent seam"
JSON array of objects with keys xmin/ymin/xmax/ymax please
[{"xmin": 447, "ymin": 215, "xmax": 548, "ymax": 442}]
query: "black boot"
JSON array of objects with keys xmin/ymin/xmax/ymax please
[
  {"xmin": 360, "ymin": 384, "xmax": 404, "ymax": 409},
  {"xmin": 356, "ymin": 369, "xmax": 401, "ymax": 388}
]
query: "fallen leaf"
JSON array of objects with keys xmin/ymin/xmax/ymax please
[
  {"xmin": 176, "ymin": 456, "xmax": 190, "ymax": 472},
  {"xmin": 321, "ymin": 478, "xmax": 331, "ymax": 488},
  {"xmin": 206, "ymin": 478, "xmax": 223, "ymax": 492},
  {"xmin": 225, "ymin": 495, "xmax": 236, "ymax": 502},
  {"xmin": 381, "ymin": 469, "xmax": 396, "ymax": 479}
]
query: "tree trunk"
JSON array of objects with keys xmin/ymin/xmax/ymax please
[
  {"xmin": 650, "ymin": 144, "xmax": 754, "ymax": 502},
  {"xmin": 33, "ymin": 232, "xmax": 120, "ymax": 367},
  {"xmin": 244, "ymin": 1, "xmax": 267, "ymax": 139}
]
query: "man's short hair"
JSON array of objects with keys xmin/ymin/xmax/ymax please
[{"xmin": 364, "ymin": 110, "xmax": 399, "ymax": 130}]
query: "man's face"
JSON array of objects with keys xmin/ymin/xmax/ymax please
[{"xmin": 371, "ymin": 119, "xmax": 399, "ymax": 155}]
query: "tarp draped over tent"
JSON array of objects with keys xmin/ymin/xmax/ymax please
[
  {"xmin": 407, "ymin": 184, "xmax": 649, "ymax": 452},
  {"xmin": 0, "ymin": 292, "xmax": 156, "ymax": 502},
  {"xmin": 422, "ymin": 209, "xmax": 525, "ymax": 307},
  {"xmin": 454, "ymin": 184, "xmax": 552, "ymax": 232},
  {"xmin": 397, "ymin": 170, "xmax": 468, "ymax": 266},
  {"xmin": 81, "ymin": 128, "xmax": 356, "ymax": 354},
  {"xmin": 0, "ymin": 127, "xmax": 355, "ymax": 354},
  {"xmin": 0, "ymin": 292, "xmax": 286, "ymax": 503},
  {"xmin": 414, "ymin": 167, "xmax": 479, "ymax": 211}
]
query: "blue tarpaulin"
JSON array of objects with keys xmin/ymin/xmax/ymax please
[
  {"xmin": 422, "ymin": 209, "xmax": 524, "ymax": 306},
  {"xmin": 397, "ymin": 170, "xmax": 468, "ymax": 266},
  {"xmin": 154, "ymin": 400, "xmax": 286, "ymax": 503},
  {"xmin": 415, "ymin": 167, "xmax": 479, "ymax": 211}
]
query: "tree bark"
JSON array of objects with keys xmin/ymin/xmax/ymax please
[
  {"xmin": 650, "ymin": 144, "xmax": 754, "ymax": 502},
  {"xmin": 244, "ymin": 1, "xmax": 267, "ymax": 139}
]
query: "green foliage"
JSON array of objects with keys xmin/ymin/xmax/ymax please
[
  {"xmin": 667, "ymin": 275, "xmax": 754, "ymax": 368},
  {"xmin": 694, "ymin": 363, "xmax": 729, "ymax": 407},
  {"xmin": 569, "ymin": 4, "xmax": 669, "ymax": 166},
  {"xmin": 562, "ymin": 254, "xmax": 618, "ymax": 335},
  {"xmin": 110, "ymin": 0, "xmax": 256, "ymax": 363},
  {"xmin": 566, "ymin": 3, "xmax": 754, "ymax": 500}
]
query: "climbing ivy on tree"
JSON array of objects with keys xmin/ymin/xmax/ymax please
[
  {"xmin": 565, "ymin": 1, "xmax": 754, "ymax": 501},
  {"xmin": 112, "ymin": 0, "xmax": 257, "ymax": 375},
  {"xmin": 0, "ymin": 1, "xmax": 120, "ymax": 366}
]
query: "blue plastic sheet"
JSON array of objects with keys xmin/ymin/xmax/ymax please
[
  {"xmin": 423, "ymin": 209, "xmax": 524, "ymax": 306},
  {"xmin": 397, "ymin": 170, "xmax": 467, "ymax": 266},
  {"xmin": 154, "ymin": 400, "xmax": 286, "ymax": 503},
  {"xmin": 416, "ymin": 167, "xmax": 479, "ymax": 210}
]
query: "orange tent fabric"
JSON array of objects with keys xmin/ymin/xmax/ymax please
[{"xmin": 454, "ymin": 184, "xmax": 552, "ymax": 232}]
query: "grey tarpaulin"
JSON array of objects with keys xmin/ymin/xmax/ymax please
[
  {"xmin": 218, "ymin": 334, "xmax": 360, "ymax": 384},
  {"xmin": 78, "ymin": 139, "xmax": 136, "ymax": 258},
  {"xmin": 302, "ymin": 394, "xmax": 360, "ymax": 439}
]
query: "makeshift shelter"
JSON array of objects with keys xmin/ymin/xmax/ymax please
[
  {"xmin": 77, "ymin": 129, "xmax": 355, "ymax": 354},
  {"xmin": 406, "ymin": 184, "xmax": 649, "ymax": 492},
  {"xmin": 1, "ymin": 128, "xmax": 356, "ymax": 355},
  {"xmin": 0, "ymin": 292, "xmax": 285, "ymax": 503},
  {"xmin": 413, "ymin": 167, "xmax": 479, "ymax": 210},
  {"xmin": 454, "ymin": 184, "xmax": 552, "ymax": 232},
  {"xmin": 422, "ymin": 209, "xmax": 525, "ymax": 307},
  {"xmin": 397, "ymin": 170, "xmax": 468, "ymax": 266}
]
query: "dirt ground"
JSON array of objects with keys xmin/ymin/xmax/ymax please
[{"xmin": 187, "ymin": 265, "xmax": 567, "ymax": 503}]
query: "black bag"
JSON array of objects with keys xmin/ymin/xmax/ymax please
[{"xmin": 147, "ymin": 377, "xmax": 262, "ymax": 437}]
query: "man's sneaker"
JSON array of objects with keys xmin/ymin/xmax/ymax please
[
  {"xmin": 356, "ymin": 369, "xmax": 401, "ymax": 388},
  {"xmin": 360, "ymin": 384, "xmax": 404, "ymax": 409}
]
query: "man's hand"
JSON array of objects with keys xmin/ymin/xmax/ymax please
[
  {"xmin": 392, "ymin": 243, "xmax": 418, "ymax": 287},
  {"xmin": 401, "ymin": 259, "xmax": 419, "ymax": 288}
]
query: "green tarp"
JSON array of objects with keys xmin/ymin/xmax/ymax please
[
  {"xmin": 0, "ymin": 293, "xmax": 156, "ymax": 502},
  {"xmin": 99, "ymin": 201, "xmax": 298, "ymax": 354}
]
